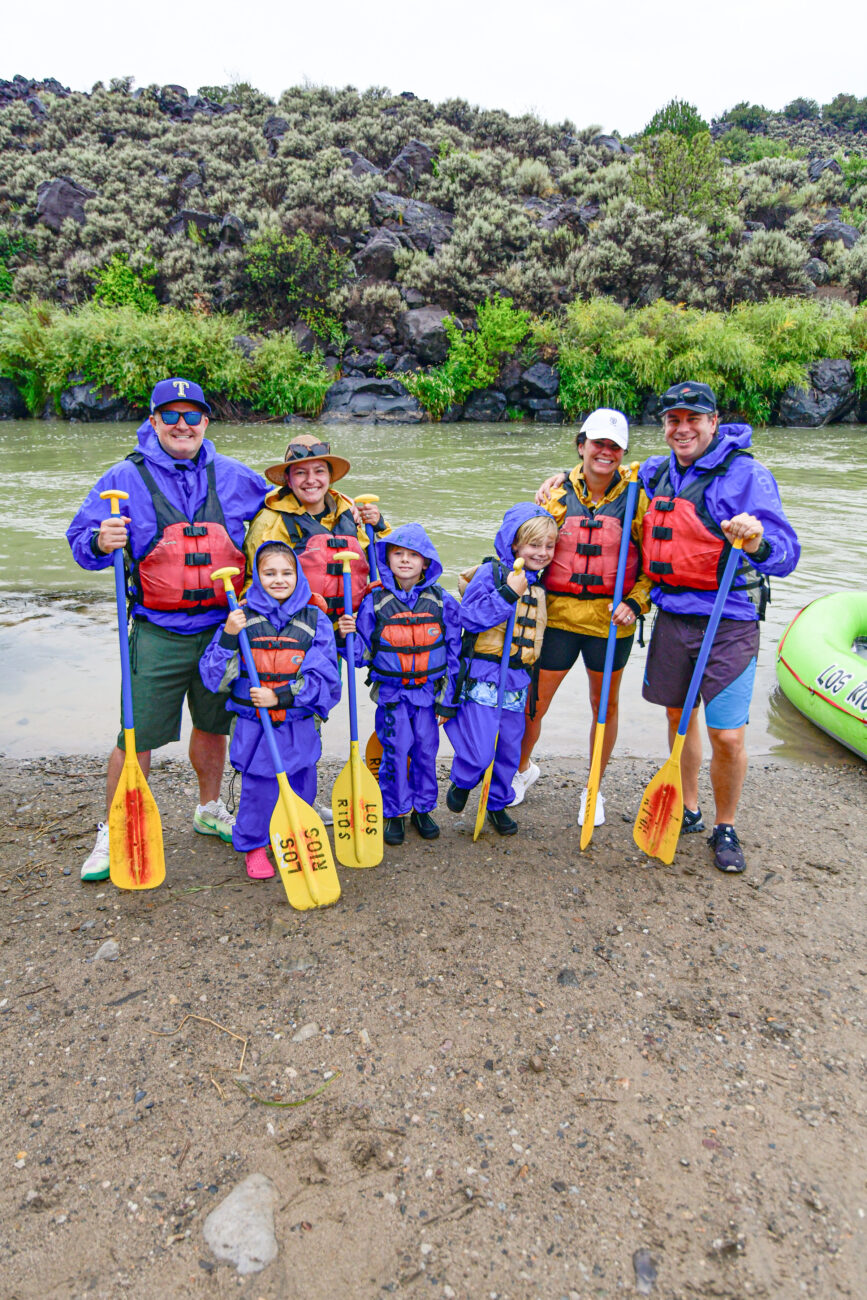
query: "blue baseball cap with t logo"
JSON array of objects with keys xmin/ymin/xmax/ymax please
[{"xmin": 149, "ymin": 377, "xmax": 211, "ymax": 414}]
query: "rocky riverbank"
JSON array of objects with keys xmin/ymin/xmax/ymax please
[{"xmin": 1, "ymin": 749, "xmax": 864, "ymax": 1297}]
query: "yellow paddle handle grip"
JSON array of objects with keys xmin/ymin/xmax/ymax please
[
  {"xmin": 210, "ymin": 566, "xmax": 241, "ymax": 595},
  {"xmin": 99, "ymin": 489, "xmax": 129, "ymax": 514},
  {"xmin": 354, "ymin": 494, "xmax": 379, "ymax": 505},
  {"xmin": 340, "ymin": 552, "xmax": 363, "ymax": 572},
  {"xmin": 513, "ymin": 558, "xmax": 525, "ymax": 572},
  {"xmin": 628, "ymin": 461, "xmax": 639, "ymax": 482}
]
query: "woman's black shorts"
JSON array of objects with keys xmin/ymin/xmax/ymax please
[{"xmin": 537, "ymin": 625, "xmax": 635, "ymax": 675}]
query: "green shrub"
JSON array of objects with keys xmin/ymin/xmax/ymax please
[
  {"xmin": 243, "ymin": 228, "xmax": 351, "ymax": 336},
  {"xmin": 629, "ymin": 132, "xmax": 738, "ymax": 224},
  {"xmin": 91, "ymin": 252, "xmax": 159, "ymax": 311},
  {"xmin": 643, "ymin": 98, "xmax": 708, "ymax": 140},
  {"xmin": 783, "ymin": 97, "xmax": 820, "ymax": 122},
  {"xmin": 722, "ymin": 102, "xmax": 770, "ymax": 132},
  {"xmin": 720, "ymin": 129, "xmax": 805, "ymax": 165},
  {"xmin": 251, "ymin": 332, "xmax": 332, "ymax": 416},
  {"xmin": 823, "ymin": 94, "xmax": 867, "ymax": 131},
  {"xmin": 0, "ymin": 229, "xmax": 32, "ymax": 300},
  {"xmin": 400, "ymin": 296, "xmax": 530, "ymax": 417}
]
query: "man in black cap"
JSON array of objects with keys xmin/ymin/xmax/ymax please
[
  {"xmin": 638, "ymin": 382, "xmax": 800, "ymax": 873},
  {"xmin": 68, "ymin": 378, "xmax": 268, "ymax": 880}
]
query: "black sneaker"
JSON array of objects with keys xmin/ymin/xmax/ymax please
[
  {"xmin": 383, "ymin": 816, "xmax": 405, "ymax": 846},
  {"xmin": 487, "ymin": 808, "xmax": 518, "ymax": 836},
  {"xmin": 682, "ymin": 806, "xmax": 705, "ymax": 834},
  {"xmin": 708, "ymin": 824, "xmax": 746, "ymax": 874},
  {"xmin": 410, "ymin": 810, "xmax": 440, "ymax": 840},
  {"xmin": 446, "ymin": 783, "xmax": 470, "ymax": 813}
]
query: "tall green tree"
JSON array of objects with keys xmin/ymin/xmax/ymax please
[{"xmin": 629, "ymin": 131, "xmax": 738, "ymax": 225}]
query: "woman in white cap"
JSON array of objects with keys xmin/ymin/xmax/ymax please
[{"xmin": 511, "ymin": 409, "xmax": 651, "ymax": 826}]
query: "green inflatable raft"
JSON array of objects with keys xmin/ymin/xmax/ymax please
[{"xmin": 776, "ymin": 592, "xmax": 867, "ymax": 760}]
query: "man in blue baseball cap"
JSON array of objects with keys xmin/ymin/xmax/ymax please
[
  {"xmin": 639, "ymin": 381, "xmax": 800, "ymax": 874},
  {"xmin": 67, "ymin": 377, "xmax": 269, "ymax": 881}
]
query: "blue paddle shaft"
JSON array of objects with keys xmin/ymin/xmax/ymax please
[
  {"xmin": 112, "ymin": 548, "xmax": 136, "ymax": 732},
  {"xmin": 223, "ymin": 588, "xmax": 285, "ymax": 778},
  {"xmin": 365, "ymin": 524, "xmax": 379, "ymax": 581},
  {"xmin": 342, "ymin": 568, "xmax": 360, "ymax": 745},
  {"xmin": 596, "ymin": 475, "xmax": 640, "ymax": 729},
  {"xmin": 676, "ymin": 542, "xmax": 744, "ymax": 737}
]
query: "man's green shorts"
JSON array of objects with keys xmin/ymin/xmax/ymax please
[{"xmin": 117, "ymin": 619, "xmax": 231, "ymax": 752}]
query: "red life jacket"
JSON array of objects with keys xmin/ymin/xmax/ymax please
[
  {"xmin": 230, "ymin": 606, "xmax": 319, "ymax": 725},
  {"xmin": 128, "ymin": 453, "xmax": 246, "ymax": 612},
  {"xmin": 368, "ymin": 586, "xmax": 448, "ymax": 688},
  {"xmin": 642, "ymin": 448, "xmax": 750, "ymax": 592},
  {"xmin": 288, "ymin": 510, "xmax": 369, "ymax": 619},
  {"xmin": 544, "ymin": 476, "xmax": 640, "ymax": 600}
]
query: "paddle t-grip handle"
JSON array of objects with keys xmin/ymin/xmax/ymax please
[
  {"xmin": 211, "ymin": 567, "xmax": 284, "ymax": 777},
  {"xmin": 98, "ymin": 489, "xmax": 135, "ymax": 731},
  {"xmin": 340, "ymin": 552, "xmax": 363, "ymax": 745},
  {"xmin": 354, "ymin": 494, "xmax": 380, "ymax": 581}
]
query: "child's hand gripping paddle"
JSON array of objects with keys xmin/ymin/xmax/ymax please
[
  {"xmin": 332, "ymin": 553, "xmax": 383, "ymax": 867},
  {"xmin": 581, "ymin": 463, "xmax": 640, "ymax": 850},
  {"xmin": 633, "ymin": 538, "xmax": 745, "ymax": 864},
  {"xmin": 473, "ymin": 558, "xmax": 525, "ymax": 842},
  {"xmin": 211, "ymin": 567, "xmax": 340, "ymax": 911},
  {"xmin": 99, "ymin": 490, "xmax": 166, "ymax": 891}
]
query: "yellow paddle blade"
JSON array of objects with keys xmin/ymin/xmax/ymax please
[
  {"xmin": 270, "ymin": 773, "xmax": 341, "ymax": 910},
  {"xmin": 633, "ymin": 748, "xmax": 685, "ymax": 865},
  {"xmin": 472, "ymin": 757, "xmax": 495, "ymax": 842},
  {"xmin": 364, "ymin": 731, "xmax": 383, "ymax": 781},
  {"xmin": 580, "ymin": 722, "xmax": 606, "ymax": 851},
  {"xmin": 332, "ymin": 741, "xmax": 383, "ymax": 868},
  {"xmin": 108, "ymin": 732, "xmax": 165, "ymax": 890}
]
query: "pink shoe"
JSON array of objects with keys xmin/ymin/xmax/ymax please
[{"xmin": 245, "ymin": 847, "xmax": 275, "ymax": 880}]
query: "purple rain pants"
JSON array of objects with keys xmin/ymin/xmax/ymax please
[
  {"xmin": 376, "ymin": 699, "xmax": 440, "ymax": 818},
  {"xmin": 445, "ymin": 699, "xmax": 525, "ymax": 811},
  {"xmin": 231, "ymin": 765, "xmax": 317, "ymax": 852}
]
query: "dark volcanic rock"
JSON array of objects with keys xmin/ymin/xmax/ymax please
[
  {"xmin": 319, "ymin": 377, "xmax": 423, "ymax": 424},
  {"xmin": 341, "ymin": 149, "xmax": 381, "ymax": 179},
  {"xmin": 218, "ymin": 213, "xmax": 245, "ymax": 248},
  {"xmin": 263, "ymin": 115, "xmax": 289, "ymax": 141},
  {"xmin": 776, "ymin": 359, "xmax": 856, "ymax": 427},
  {"xmin": 463, "ymin": 388, "xmax": 507, "ymax": 422},
  {"xmin": 0, "ymin": 379, "xmax": 29, "ymax": 420},
  {"xmin": 36, "ymin": 177, "xmax": 96, "ymax": 231},
  {"xmin": 807, "ymin": 157, "xmax": 842, "ymax": 183},
  {"xmin": 523, "ymin": 197, "xmax": 597, "ymax": 235},
  {"xmin": 370, "ymin": 193, "xmax": 453, "ymax": 253},
  {"xmin": 520, "ymin": 363, "xmax": 559, "ymax": 399},
  {"xmin": 59, "ymin": 376, "xmax": 139, "ymax": 422},
  {"xmin": 353, "ymin": 229, "xmax": 403, "ymax": 280},
  {"xmin": 383, "ymin": 140, "xmax": 436, "ymax": 195},
  {"xmin": 804, "ymin": 257, "xmax": 831, "ymax": 285},
  {"xmin": 166, "ymin": 209, "xmax": 222, "ymax": 240},
  {"xmin": 591, "ymin": 134, "xmax": 632, "ymax": 155},
  {"xmin": 810, "ymin": 219, "xmax": 860, "ymax": 252},
  {"xmin": 397, "ymin": 308, "xmax": 451, "ymax": 364}
]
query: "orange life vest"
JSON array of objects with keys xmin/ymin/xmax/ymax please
[
  {"xmin": 229, "ymin": 606, "xmax": 319, "ymax": 725},
  {"xmin": 544, "ymin": 477, "xmax": 639, "ymax": 600}
]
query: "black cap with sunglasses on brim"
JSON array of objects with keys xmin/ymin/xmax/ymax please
[{"xmin": 658, "ymin": 381, "xmax": 718, "ymax": 415}]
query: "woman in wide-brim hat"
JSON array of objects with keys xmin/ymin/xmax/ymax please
[{"xmin": 244, "ymin": 433, "xmax": 389, "ymax": 628}]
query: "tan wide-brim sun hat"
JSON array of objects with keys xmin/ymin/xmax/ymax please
[{"xmin": 264, "ymin": 434, "xmax": 351, "ymax": 487}]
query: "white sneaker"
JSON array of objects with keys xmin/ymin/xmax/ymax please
[
  {"xmin": 507, "ymin": 761, "xmax": 540, "ymax": 808},
  {"xmin": 578, "ymin": 788, "xmax": 605, "ymax": 827},
  {"xmin": 193, "ymin": 798, "xmax": 235, "ymax": 843},
  {"xmin": 81, "ymin": 822, "xmax": 110, "ymax": 882},
  {"xmin": 317, "ymin": 801, "xmax": 334, "ymax": 827}
]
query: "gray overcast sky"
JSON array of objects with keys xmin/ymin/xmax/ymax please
[{"xmin": 4, "ymin": 0, "xmax": 865, "ymax": 136}]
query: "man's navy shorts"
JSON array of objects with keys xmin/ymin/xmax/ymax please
[{"xmin": 642, "ymin": 610, "xmax": 759, "ymax": 729}]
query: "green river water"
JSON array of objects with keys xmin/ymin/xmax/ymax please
[{"xmin": 1, "ymin": 418, "xmax": 865, "ymax": 766}]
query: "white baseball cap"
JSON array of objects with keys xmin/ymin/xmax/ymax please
[{"xmin": 579, "ymin": 408, "xmax": 629, "ymax": 449}]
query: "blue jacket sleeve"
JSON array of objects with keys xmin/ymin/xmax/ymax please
[
  {"xmin": 709, "ymin": 459, "xmax": 800, "ymax": 579},
  {"xmin": 436, "ymin": 590, "xmax": 465, "ymax": 716},
  {"xmin": 354, "ymin": 592, "xmax": 376, "ymax": 658},
  {"xmin": 199, "ymin": 624, "xmax": 241, "ymax": 694},
  {"xmin": 291, "ymin": 612, "xmax": 341, "ymax": 719},
  {"xmin": 459, "ymin": 562, "xmax": 517, "ymax": 634}
]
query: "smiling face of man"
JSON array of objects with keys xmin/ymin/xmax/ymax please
[
  {"xmin": 663, "ymin": 408, "xmax": 719, "ymax": 466},
  {"xmin": 150, "ymin": 401, "xmax": 209, "ymax": 460}
]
